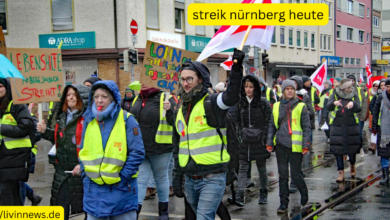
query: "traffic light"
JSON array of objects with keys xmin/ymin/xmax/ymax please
[
  {"xmin": 262, "ymin": 53, "xmax": 269, "ymax": 65},
  {"xmin": 119, "ymin": 49, "xmax": 129, "ymax": 72},
  {"xmin": 129, "ymin": 49, "xmax": 138, "ymax": 65}
]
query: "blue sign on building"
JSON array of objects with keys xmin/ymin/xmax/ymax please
[
  {"xmin": 320, "ymin": 56, "xmax": 340, "ymax": 66},
  {"xmin": 39, "ymin": 32, "xmax": 96, "ymax": 49}
]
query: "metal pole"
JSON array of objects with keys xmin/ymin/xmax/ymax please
[
  {"xmin": 333, "ymin": 62, "xmax": 335, "ymax": 78},
  {"xmin": 131, "ymin": 42, "xmax": 135, "ymax": 82},
  {"xmin": 254, "ymin": 46, "xmax": 259, "ymax": 72}
]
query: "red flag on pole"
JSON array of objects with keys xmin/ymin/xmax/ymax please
[
  {"xmin": 365, "ymin": 54, "xmax": 372, "ymax": 89},
  {"xmin": 310, "ymin": 60, "xmax": 328, "ymax": 93}
]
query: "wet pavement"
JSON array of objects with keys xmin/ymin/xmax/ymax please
[{"xmin": 28, "ymin": 120, "xmax": 390, "ymax": 219}]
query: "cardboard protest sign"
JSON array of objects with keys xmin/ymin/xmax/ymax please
[
  {"xmin": 7, "ymin": 48, "xmax": 64, "ymax": 104},
  {"xmin": 0, "ymin": 27, "xmax": 6, "ymax": 56},
  {"xmin": 141, "ymin": 40, "xmax": 207, "ymax": 93}
]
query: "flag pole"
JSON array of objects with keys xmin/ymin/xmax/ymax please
[{"xmin": 234, "ymin": 25, "xmax": 253, "ymax": 64}]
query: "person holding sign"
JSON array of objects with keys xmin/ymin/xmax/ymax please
[
  {"xmin": 130, "ymin": 83, "xmax": 177, "ymax": 219},
  {"xmin": 171, "ymin": 49, "xmax": 244, "ymax": 220},
  {"xmin": 79, "ymin": 80, "xmax": 144, "ymax": 220},
  {"xmin": 37, "ymin": 84, "xmax": 90, "ymax": 219},
  {"xmin": 0, "ymin": 78, "xmax": 35, "ymax": 205}
]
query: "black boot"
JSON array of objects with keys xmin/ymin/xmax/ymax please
[
  {"xmin": 380, "ymin": 169, "xmax": 388, "ymax": 185},
  {"xmin": 30, "ymin": 193, "xmax": 43, "ymax": 206},
  {"xmin": 300, "ymin": 189, "xmax": 309, "ymax": 206},
  {"xmin": 136, "ymin": 204, "xmax": 142, "ymax": 220},
  {"xmin": 258, "ymin": 189, "xmax": 268, "ymax": 204},
  {"xmin": 289, "ymin": 182, "xmax": 298, "ymax": 193},
  {"xmin": 158, "ymin": 202, "xmax": 169, "ymax": 220},
  {"xmin": 277, "ymin": 204, "xmax": 288, "ymax": 214},
  {"xmin": 234, "ymin": 190, "xmax": 245, "ymax": 207}
]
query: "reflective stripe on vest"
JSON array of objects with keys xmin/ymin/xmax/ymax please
[
  {"xmin": 266, "ymin": 87, "xmax": 271, "ymax": 102},
  {"xmin": 329, "ymin": 96, "xmax": 359, "ymax": 125},
  {"xmin": 0, "ymin": 101, "xmax": 32, "ymax": 150},
  {"xmin": 132, "ymin": 93, "xmax": 173, "ymax": 144},
  {"xmin": 311, "ymin": 87, "xmax": 316, "ymax": 109},
  {"xmin": 272, "ymin": 102, "xmax": 305, "ymax": 153},
  {"xmin": 175, "ymin": 94, "xmax": 229, "ymax": 167},
  {"xmin": 32, "ymin": 145, "xmax": 38, "ymax": 155},
  {"xmin": 79, "ymin": 109, "xmax": 130, "ymax": 185}
]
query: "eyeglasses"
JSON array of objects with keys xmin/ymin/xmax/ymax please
[
  {"xmin": 180, "ymin": 77, "xmax": 194, "ymax": 84},
  {"xmin": 373, "ymin": 85, "xmax": 379, "ymax": 87}
]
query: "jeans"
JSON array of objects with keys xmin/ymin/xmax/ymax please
[
  {"xmin": 238, "ymin": 159, "xmax": 267, "ymax": 191},
  {"xmin": 1, "ymin": 181, "xmax": 23, "ymax": 205},
  {"xmin": 275, "ymin": 146, "xmax": 308, "ymax": 205},
  {"xmin": 19, "ymin": 182, "xmax": 34, "ymax": 204},
  {"xmin": 335, "ymin": 154, "xmax": 356, "ymax": 171},
  {"xmin": 137, "ymin": 152, "xmax": 172, "ymax": 205},
  {"xmin": 87, "ymin": 211, "xmax": 136, "ymax": 220},
  {"xmin": 147, "ymin": 155, "xmax": 174, "ymax": 188},
  {"xmin": 184, "ymin": 172, "xmax": 226, "ymax": 220},
  {"xmin": 381, "ymin": 157, "xmax": 390, "ymax": 169},
  {"xmin": 317, "ymin": 110, "xmax": 322, "ymax": 125}
]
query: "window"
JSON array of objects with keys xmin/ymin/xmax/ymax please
[
  {"xmin": 359, "ymin": 30, "xmax": 364, "ymax": 43},
  {"xmin": 297, "ymin": 30, "xmax": 301, "ymax": 47},
  {"xmin": 359, "ymin": 4, "xmax": 364, "ymax": 17},
  {"xmin": 289, "ymin": 29, "xmax": 293, "ymax": 46},
  {"xmin": 323, "ymin": 34, "xmax": 327, "ymax": 50},
  {"xmin": 356, "ymin": 58, "xmax": 361, "ymax": 65},
  {"xmin": 367, "ymin": 7, "xmax": 370, "ymax": 18},
  {"xmin": 196, "ymin": 26, "xmax": 205, "ymax": 36},
  {"xmin": 304, "ymin": 31, "xmax": 308, "ymax": 48},
  {"xmin": 328, "ymin": 36, "xmax": 331, "ymax": 50},
  {"xmin": 320, "ymin": 34, "xmax": 323, "ymax": 49},
  {"xmin": 373, "ymin": 16, "xmax": 379, "ymax": 27},
  {"xmin": 347, "ymin": 28, "xmax": 353, "ymax": 41},
  {"xmin": 328, "ymin": 2, "xmax": 332, "ymax": 18},
  {"xmin": 340, "ymin": 57, "xmax": 344, "ymax": 65},
  {"xmin": 0, "ymin": 0, "xmax": 6, "ymax": 32},
  {"xmin": 311, "ymin": 33, "xmax": 315, "ymax": 49},
  {"xmin": 280, "ymin": 27, "xmax": 285, "ymax": 45},
  {"xmin": 337, "ymin": 0, "xmax": 341, "ymax": 10},
  {"xmin": 296, "ymin": 0, "xmax": 300, "ymax": 3},
  {"xmin": 271, "ymin": 28, "xmax": 276, "ymax": 44},
  {"xmin": 289, "ymin": 0, "xmax": 292, "ymax": 3},
  {"xmin": 304, "ymin": 0, "xmax": 307, "ymax": 3},
  {"xmin": 373, "ymin": 42, "xmax": 380, "ymax": 52},
  {"xmin": 146, "ymin": 0, "xmax": 159, "ymax": 29},
  {"xmin": 51, "ymin": 0, "xmax": 73, "ymax": 31},
  {"xmin": 347, "ymin": 0, "xmax": 353, "ymax": 14},
  {"xmin": 175, "ymin": 1, "xmax": 185, "ymax": 32},
  {"xmin": 367, "ymin": 33, "xmax": 369, "ymax": 43},
  {"xmin": 345, "ymin": 58, "xmax": 350, "ymax": 65},
  {"xmin": 280, "ymin": 0, "xmax": 284, "ymax": 3},
  {"xmin": 337, "ymin": 25, "xmax": 341, "ymax": 39},
  {"xmin": 351, "ymin": 58, "xmax": 355, "ymax": 65}
]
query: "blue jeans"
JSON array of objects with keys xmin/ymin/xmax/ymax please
[
  {"xmin": 184, "ymin": 172, "xmax": 226, "ymax": 220},
  {"xmin": 137, "ymin": 152, "xmax": 172, "ymax": 205},
  {"xmin": 87, "ymin": 210, "xmax": 136, "ymax": 220},
  {"xmin": 335, "ymin": 154, "xmax": 356, "ymax": 171},
  {"xmin": 147, "ymin": 155, "xmax": 174, "ymax": 188},
  {"xmin": 381, "ymin": 157, "xmax": 390, "ymax": 169},
  {"xmin": 317, "ymin": 110, "xmax": 322, "ymax": 125}
]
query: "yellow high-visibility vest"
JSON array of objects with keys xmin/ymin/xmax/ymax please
[
  {"xmin": 329, "ymin": 95, "xmax": 359, "ymax": 125},
  {"xmin": 272, "ymin": 102, "xmax": 305, "ymax": 153},
  {"xmin": 0, "ymin": 101, "xmax": 32, "ymax": 150},
  {"xmin": 175, "ymin": 94, "xmax": 229, "ymax": 167},
  {"xmin": 132, "ymin": 93, "xmax": 173, "ymax": 144},
  {"xmin": 79, "ymin": 109, "xmax": 137, "ymax": 185}
]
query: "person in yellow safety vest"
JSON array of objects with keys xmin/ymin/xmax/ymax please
[
  {"xmin": 0, "ymin": 78, "xmax": 34, "ymax": 205},
  {"xmin": 319, "ymin": 80, "xmax": 333, "ymax": 143},
  {"xmin": 130, "ymin": 85, "xmax": 177, "ymax": 218},
  {"xmin": 79, "ymin": 80, "xmax": 145, "ymax": 219},
  {"xmin": 346, "ymin": 75, "xmax": 368, "ymax": 157},
  {"xmin": 273, "ymin": 84, "xmax": 282, "ymax": 101},
  {"xmin": 171, "ymin": 50, "xmax": 245, "ymax": 220},
  {"xmin": 327, "ymin": 79, "xmax": 361, "ymax": 183},
  {"xmin": 266, "ymin": 80, "xmax": 311, "ymax": 214},
  {"xmin": 258, "ymin": 77, "xmax": 276, "ymax": 105},
  {"xmin": 302, "ymin": 75, "xmax": 320, "ymax": 110}
]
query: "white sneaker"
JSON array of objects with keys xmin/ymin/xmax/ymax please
[{"xmin": 360, "ymin": 149, "xmax": 365, "ymax": 158}]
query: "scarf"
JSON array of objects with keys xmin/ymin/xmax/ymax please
[
  {"xmin": 92, "ymin": 102, "xmax": 116, "ymax": 122},
  {"xmin": 335, "ymin": 87, "xmax": 355, "ymax": 100},
  {"xmin": 66, "ymin": 109, "xmax": 79, "ymax": 125},
  {"xmin": 140, "ymin": 88, "xmax": 160, "ymax": 98},
  {"xmin": 371, "ymin": 89, "xmax": 377, "ymax": 96},
  {"xmin": 179, "ymin": 83, "xmax": 203, "ymax": 103},
  {"xmin": 380, "ymin": 90, "xmax": 390, "ymax": 148}
]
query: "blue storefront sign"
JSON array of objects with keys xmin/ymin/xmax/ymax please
[
  {"xmin": 320, "ymin": 56, "xmax": 340, "ymax": 66},
  {"xmin": 39, "ymin": 32, "xmax": 96, "ymax": 49},
  {"xmin": 185, "ymin": 35, "xmax": 234, "ymax": 53}
]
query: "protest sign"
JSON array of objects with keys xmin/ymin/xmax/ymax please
[
  {"xmin": 141, "ymin": 40, "xmax": 207, "ymax": 94},
  {"xmin": 0, "ymin": 26, "xmax": 6, "ymax": 56},
  {"xmin": 7, "ymin": 48, "xmax": 64, "ymax": 104}
]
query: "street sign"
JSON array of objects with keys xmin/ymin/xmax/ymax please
[
  {"xmin": 130, "ymin": 20, "xmax": 138, "ymax": 35},
  {"xmin": 320, "ymin": 56, "xmax": 340, "ymax": 66},
  {"xmin": 131, "ymin": 35, "xmax": 138, "ymax": 44}
]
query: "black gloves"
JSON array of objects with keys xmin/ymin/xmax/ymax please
[
  {"xmin": 232, "ymin": 49, "xmax": 245, "ymax": 67},
  {"xmin": 172, "ymin": 172, "xmax": 184, "ymax": 198}
]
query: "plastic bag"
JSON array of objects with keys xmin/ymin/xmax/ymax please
[
  {"xmin": 321, "ymin": 122, "xmax": 329, "ymax": 130},
  {"xmin": 371, "ymin": 134, "xmax": 377, "ymax": 144},
  {"xmin": 48, "ymin": 144, "xmax": 56, "ymax": 156}
]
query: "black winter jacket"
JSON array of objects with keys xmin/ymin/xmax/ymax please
[
  {"xmin": 121, "ymin": 96, "xmax": 135, "ymax": 112},
  {"xmin": 267, "ymin": 98, "xmax": 311, "ymax": 150},
  {"xmin": 172, "ymin": 53, "xmax": 243, "ymax": 176},
  {"xmin": 234, "ymin": 75, "xmax": 272, "ymax": 161},
  {"xmin": 42, "ymin": 84, "xmax": 89, "ymax": 214},
  {"xmin": 372, "ymin": 93, "xmax": 390, "ymax": 157},
  {"xmin": 327, "ymin": 89, "xmax": 361, "ymax": 155},
  {"xmin": 130, "ymin": 91, "xmax": 176, "ymax": 156}
]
